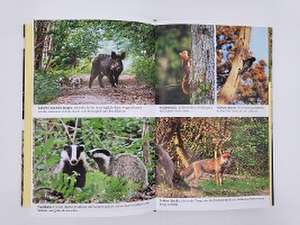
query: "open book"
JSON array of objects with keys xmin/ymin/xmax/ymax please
[{"xmin": 22, "ymin": 19, "xmax": 273, "ymax": 216}]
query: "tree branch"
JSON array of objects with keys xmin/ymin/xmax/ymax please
[{"xmin": 59, "ymin": 119, "xmax": 73, "ymax": 143}]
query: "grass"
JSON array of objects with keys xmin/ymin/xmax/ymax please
[
  {"xmin": 34, "ymin": 171, "xmax": 142, "ymax": 204},
  {"xmin": 199, "ymin": 177, "xmax": 269, "ymax": 197},
  {"xmin": 82, "ymin": 172, "xmax": 141, "ymax": 203}
]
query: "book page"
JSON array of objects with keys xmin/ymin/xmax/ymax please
[
  {"xmin": 155, "ymin": 24, "xmax": 273, "ymax": 211},
  {"xmin": 22, "ymin": 20, "xmax": 157, "ymax": 216},
  {"xmin": 22, "ymin": 19, "xmax": 273, "ymax": 216}
]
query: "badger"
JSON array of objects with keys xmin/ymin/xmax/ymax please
[
  {"xmin": 54, "ymin": 144, "xmax": 89, "ymax": 188},
  {"xmin": 58, "ymin": 77, "xmax": 70, "ymax": 87},
  {"xmin": 87, "ymin": 149, "xmax": 148, "ymax": 189},
  {"xmin": 69, "ymin": 77, "xmax": 82, "ymax": 88}
]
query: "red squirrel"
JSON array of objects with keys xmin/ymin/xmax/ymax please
[{"xmin": 179, "ymin": 50, "xmax": 197, "ymax": 95}]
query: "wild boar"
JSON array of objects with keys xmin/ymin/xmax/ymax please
[{"xmin": 89, "ymin": 51, "xmax": 126, "ymax": 88}]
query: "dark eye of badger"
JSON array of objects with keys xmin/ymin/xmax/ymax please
[
  {"xmin": 63, "ymin": 144, "xmax": 85, "ymax": 166},
  {"xmin": 64, "ymin": 145, "xmax": 72, "ymax": 159},
  {"xmin": 78, "ymin": 145, "xmax": 84, "ymax": 153}
]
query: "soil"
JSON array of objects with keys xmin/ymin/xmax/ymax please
[{"xmin": 48, "ymin": 74, "xmax": 155, "ymax": 105}]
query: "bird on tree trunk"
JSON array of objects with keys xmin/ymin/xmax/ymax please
[{"xmin": 239, "ymin": 57, "xmax": 256, "ymax": 75}]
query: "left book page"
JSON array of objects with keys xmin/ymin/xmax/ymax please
[{"xmin": 22, "ymin": 20, "xmax": 157, "ymax": 217}]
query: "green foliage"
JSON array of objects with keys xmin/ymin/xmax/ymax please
[
  {"xmin": 49, "ymin": 21, "xmax": 102, "ymax": 69},
  {"xmin": 80, "ymin": 118, "xmax": 154, "ymax": 155},
  {"xmin": 98, "ymin": 20, "xmax": 156, "ymax": 57},
  {"xmin": 36, "ymin": 171, "xmax": 141, "ymax": 203},
  {"xmin": 33, "ymin": 71, "xmax": 60, "ymax": 104},
  {"xmin": 230, "ymin": 118, "xmax": 269, "ymax": 176},
  {"xmin": 34, "ymin": 58, "xmax": 91, "ymax": 104},
  {"xmin": 128, "ymin": 56, "xmax": 157, "ymax": 86},
  {"xmin": 52, "ymin": 173, "xmax": 77, "ymax": 198},
  {"xmin": 51, "ymin": 58, "xmax": 92, "ymax": 76},
  {"xmin": 200, "ymin": 177, "xmax": 269, "ymax": 197},
  {"xmin": 33, "ymin": 118, "xmax": 155, "ymax": 203}
]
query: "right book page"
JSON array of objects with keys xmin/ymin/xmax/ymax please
[{"xmin": 155, "ymin": 24, "xmax": 273, "ymax": 210}]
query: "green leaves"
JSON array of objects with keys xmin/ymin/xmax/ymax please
[
  {"xmin": 50, "ymin": 21, "xmax": 101, "ymax": 69},
  {"xmin": 42, "ymin": 172, "xmax": 141, "ymax": 203},
  {"xmin": 129, "ymin": 56, "xmax": 157, "ymax": 87},
  {"xmin": 98, "ymin": 20, "xmax": 155, "ymax": 57},
  {"xmin": 230, "ymin": 118, "xmax": 269, "ymax": 176},
  {"xmin": 34, "ymin": 71, "xmax": 60, "ymax": 104},
  {"xmin": 81, "ymin": 118, "xmax": 155, "ymax": 156},
  {"xmin": 52, "ymin": 173, "xmax": 77, "ymax": 198}
]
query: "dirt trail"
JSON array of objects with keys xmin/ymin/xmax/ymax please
[{"xmin": 48, "ymin": 74, "xmax": 155, "ymax": 105}]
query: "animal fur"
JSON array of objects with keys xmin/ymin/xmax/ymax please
[{"xmin": 88, "ymin": 149, "xmax": 148, "ymax": 189}]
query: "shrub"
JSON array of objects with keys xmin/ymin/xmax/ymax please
[
  {"xmin": 129, "ymin": 56, "xmax": 157, "ymax": 87},
  {"xmin": 39, "ymin": 172, "xmax": 141, "ymax": 203},
  {"xmin": 34, "ymin": 71, "xmax": 61, "ymax": 104}
]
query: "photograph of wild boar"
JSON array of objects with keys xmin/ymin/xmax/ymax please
[
  {"xmin": 32, "ymin": 118, "xmax": 155, "ymax": 204},
  {"xmin": 216, "ymin": 26, "xmax": 272, "ymax": 105},
  {"xmin": 156, "ymin": 24, "xmax": 215, "ymax": 104},
  {"xmin": 33, "ymin": 20, "xmax": 156, "ymax": 105},
  {"xmin": 155, "ymin": 117, "xmax": 271, "ymax": 198}
]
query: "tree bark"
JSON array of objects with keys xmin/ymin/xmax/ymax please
[
  {"xmin": 43, "ymin": 25, "xmax": 53, "ymax": 71},
  {"xmin": 218, "ymin": 27, "xmax": 252, "ymax": 104},
  {"xmin": 34, "ymin": 21, "xmax": 51, "ymax": 71},
  {"xmin": 191, "ymin": 25, "xmax": 215, "ymax": 104},
  {"xmin": 174, "ymin": 119, "xmax": 190, "ymax": 168},
  {"xmin": 142, "ymin": 119, "xmax": 150, "ymax": 165}
]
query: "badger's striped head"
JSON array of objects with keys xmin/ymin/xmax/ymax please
[
  {"xmin": 61, "ymin": 144, "xmax": 85, "ymax": 166},
  {"xmin": 87, "ymin": 149, "xmax": 112, "ymax": 173}
]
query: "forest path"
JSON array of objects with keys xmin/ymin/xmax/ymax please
[{"xmin": 48, "ymin": 74, "xmax": 155, "ymax": 105}]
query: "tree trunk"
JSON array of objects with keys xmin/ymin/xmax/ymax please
[
  {"xmin": 34, "ymin": 21, "xmax": 51, "ymax": 71},
  {"xmin": 174, "ymin": 120, "xmax": 190, "ymax": 168},
  {"xmin": 191, "ymin": 25, "xmax": 215, "ymax": 104},
  {"xmin": 43, "ymin": 24, "xmax": 53, "ymax": 71},
  {"xmin": 218, "ymin": 27, "xmax": 252, "ymax": 104},
  {"xmin": 142, "ymin": 119, "xmax": 150, "ymax": 165}
]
